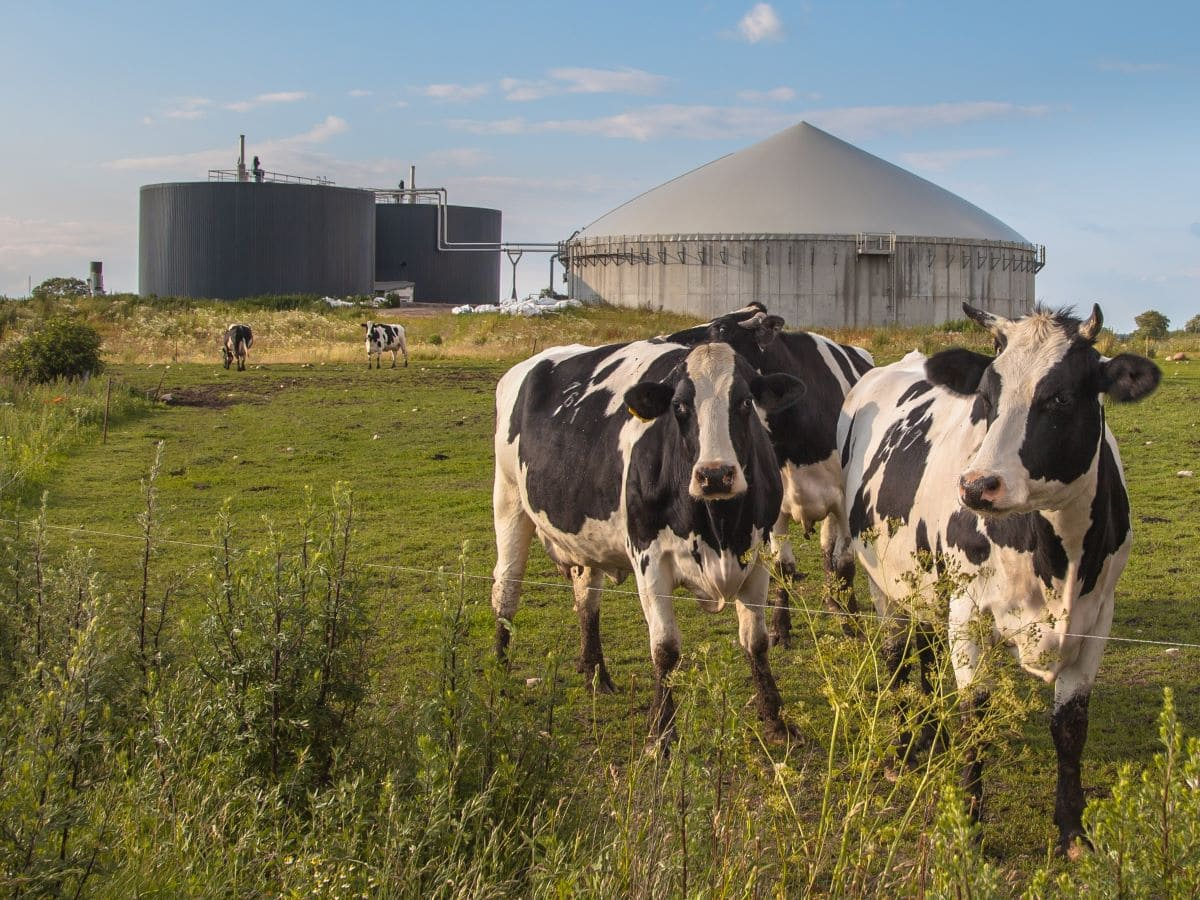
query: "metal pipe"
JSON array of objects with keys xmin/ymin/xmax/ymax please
[{"xmin": 237, "ymin": 134, "xmax": 248, "ymax": 182}]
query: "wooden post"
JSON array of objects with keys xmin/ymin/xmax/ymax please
[{"xmin": 102, "ymin": 376, "xmax": 112, "ymax": 445}]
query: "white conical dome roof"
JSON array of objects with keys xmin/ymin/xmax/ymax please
[{"xmin": 579, "ymin": 122, "xmax": 1029, "ymax": 243}]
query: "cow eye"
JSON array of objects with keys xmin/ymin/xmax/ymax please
[
  {"xmin": 739, "ymin": 396, "xmax": 754, "ymax": 413},
  {"xmin": 673, "ymin": 401, "xmax": 691, "ymax": 417},
  {"xmin": 1051, "ymin": 392, "xmax": 1074, "ymax": 409}
]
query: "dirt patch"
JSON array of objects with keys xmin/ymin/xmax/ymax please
[
  {"xmin": 160, "ymin": 378, "xmax": 305, "ymax": 409},
  {"xmin": 161, "ymin": 386, "xmax": 239, "ymax": 409}
]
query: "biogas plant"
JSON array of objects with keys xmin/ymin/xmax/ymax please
[{"xmin": 139, "ymin": 123, "xmax": 1043, "ymax": 326}]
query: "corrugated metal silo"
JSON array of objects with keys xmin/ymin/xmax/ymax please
[
  {"xmin": 375, "ymin": 203, "xmax": 501, "ymax": 303},
  {"xmin": 139, "ymin": 182, "xmax": 375, "ymax": 299}
]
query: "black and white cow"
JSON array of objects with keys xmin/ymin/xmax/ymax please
[
  {"xmin": 362, "ymin": 321, "xmax": 408, "ymax": 369},
  {"xmin": 222, "ymin": 323, "xmax": 253, "ymax": 371},
  {"xmin": 838, "ymin": 303, "xmax": 1160, "ymax": 853},
  {"xmin": 492, "ymin": 338, "xmax": 805, "ymax": 742},
  {"xmin": 666, "ymin": 304, "xmax": 874, "ymax": 644}
]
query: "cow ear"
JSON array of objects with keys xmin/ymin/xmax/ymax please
[
  {"xmin": 963, "ymin": 302, "xmax": 1011, "ymax": 338},
  {"xmin": 624, "ymin": 382, "xmax": 675, "ymax": 421},
  {"xmin": 925, "ymin": 348, "xmax": 992, "ymax": 395},
  {"xmin": 751, "ymin": 373, "xmax": 805, "ymax": 413},
  {"xmin": 360, "ymin": 322, "xmax": 369, "ymax": 329},
  {"xmin": 738, "ymin": 313, "xmax": 785, "ymax": 349},
  {"xmin": 1100, "ymin": 353, "xmax": 1161, "ymax": 403}
]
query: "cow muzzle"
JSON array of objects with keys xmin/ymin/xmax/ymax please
[
  {"xmin": 691, "ymin": 463, "xmax": 745, "ymax": 499},
  {"xmin": 959, "ymin": 471, "xmax": 1005, "ymax": 511}
]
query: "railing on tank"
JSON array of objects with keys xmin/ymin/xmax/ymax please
[
  {"xmin": 856, "ymin": 232, "xmax": 896, "ymax": 255},
  {"xmin": 207, "ymin": 169, "xmax": 336, "ymax": 186}
]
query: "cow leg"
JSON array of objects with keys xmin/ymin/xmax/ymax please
[
  {"xmin": 959, "ymin": 688, "xmax": 990, "ymax": 824},
  {"xmin": 573, "ymin": 565, "xmax": 616, "ymax": 693},
  {"xmin": 636, "ymin": 566, "xmax": 681, "ymax": 747},
  {"xmin": 768, "ymin": 514, "xmax": 795, "ymax": 649},
  {"xmin": 490, "ymin": 477, "xmax": 535, "ymax": 662},
  {"xmin": 737, "ymin": 563, "xmax": 795, "ymax": 742},
  {"xmin": 1051, "ymin": 619, "xmax": 1106, "ymax": 856},
  {"xmin": 822, "ymin": 513, "xmax": 861, "ymax": 637},
  {"xmin": 1051, "ymin": 690, "xmax": 1091, "ymax": 856},
  {"xmin": 390, "ymin": 349, "xmax": 397, "ymax": 368},
  {"xmin": 949, "ymin": 601, "xmax": 988, "ymax": 822},
  {"xmin": 881, "ymin": 619, "xmax": 919, "ymax": 768},
  {"xmin": 400, "ymin": 339, "xmax": 409, "ymax": 368}
]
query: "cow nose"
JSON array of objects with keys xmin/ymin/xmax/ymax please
[
  {"xmin": 696, "ymin": 464, "xmax": 737, "ymax": 496},
  {"xmin": 959, "ymin": 472, "xmax": 1004, "ymax": 510}
]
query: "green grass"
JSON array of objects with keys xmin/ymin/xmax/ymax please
[{"xmin": 3, "ymin": 304, "xmax": 1200, "ymax": 893}]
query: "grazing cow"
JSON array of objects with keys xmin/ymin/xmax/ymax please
[
  {"xmin": 362, "ymin": 321, "xmax": 408, "ymax": 368},
  {"xmin": 838, "ymin": 303, "xmax": 1160, "ymax": 853},
  {"xmin": 222, "ymin": 323, "xmax": 253, "ymax": 371},
  {"xmin": 492, "ymin": 339, "xmax": 805, "ymax": 742},
  {"xmin": 666, "ymin": 304, "xmax": 874, "ymax": 644}
]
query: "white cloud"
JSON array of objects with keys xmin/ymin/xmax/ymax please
[
  {"xmin": 419, "ymin": 82, "xmax": 491, "ymax": 102},
  {"xmin": 736, "ymin": 86, "xmax": 796, "ymax": 103},
  {"xmin": 348, "ymin": 88, "xmax": 372, "ymax": 97},
  {"xmin": 164, "ymin": 96, "xmax": 212, "ymax": 120},
  {"xmin": 0, "ymin": 216, "xmax": 130, "ymax": 260},
  {"xmin": 500, "ymin": 77, "xmax": 551, "ymax": 101},
  {"xmin": 550, "ymin": 67, "xmax": 667, "ymax": 95},
  {"xmin": 899, "ymin": 147, "xmax": 1008, "ymax": 172},
  {"xmin": 1097, "ymin": 60, "xmax": 1169, "ymax": 74},
  {"xmin": 737, "ymin": 3, "xmax": 784, "ymax": 43},
  {"xmin": 447, "ymin": 117, "xmax": 530, "ymax": 135},
  {"xmin": 448, "ymin": 100, "xmax": 1049, "ymax": 143},
  {"xmin": 106, "ymin": 116, "xmax": 349, "ymax": 172},
  {"xmin": 805, "ymin": 101, "xmax": 1051, "ymax": 138},
  {"xmin": 424, "ymin": 148, "xmax": 489, "ymax": 168},
  {"xmin": 282, "ymin": 115, "xmax": 348, "ymax": 145},
  {"xmin": 501, "ymin": 68, "xmax": 668, "ymax": 101},
  {"xmin": 225, "ymin": 91, "xmax": 309, "ymax": 113}
]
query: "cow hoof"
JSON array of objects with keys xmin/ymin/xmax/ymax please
[
  {"xmin": 1058, "ymin": 832, "xmax": 1092, "ymax": 860},
  {"xmin": 763, "ymin": 719, "xmax": 803, "ymax": 746},
  {"xmin": 579, "ymin": 664, "xmax": 617, "ymax": 694}
]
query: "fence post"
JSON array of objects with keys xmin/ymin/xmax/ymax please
[{"xmin": 102, "ymin": 376, "xmax": 112, "ymax": 445}]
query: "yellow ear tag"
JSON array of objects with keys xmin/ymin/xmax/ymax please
[{"xmin": 627, "ymin": 405, "xmax": 652, "ymax": 423}]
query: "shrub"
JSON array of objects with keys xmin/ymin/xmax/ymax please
[
  {"xmin": 31, "ymin": 276, "xmax": 90, "ymax": 300},
  {"xmin": 1, "ymin": 316, "xmax": 104, "ymax": 383},
  {"xmin": 1134, "ymin": 309, "xmax": 1170, "ymax": 341}
]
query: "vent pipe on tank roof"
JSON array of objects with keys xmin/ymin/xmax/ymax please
[{"xmin": 237, "ymin": 135, "xmax": 248, "ymax": 182}]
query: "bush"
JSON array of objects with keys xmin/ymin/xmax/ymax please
[
  {"xmin": 0, "ymin": 316, "xmax": 104, "ymax": 383},
  {"xmin": 31, "ymin": 276, "xmax": 90, "ymax": 300},
  {"xmin": 1134, "ymin": 309, "xmax": 1170, "ymax": 341}
]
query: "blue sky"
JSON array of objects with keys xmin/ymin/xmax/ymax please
[{"xmin": 1, "ymin": 0, "xmax": 1196, "ymax": 331}]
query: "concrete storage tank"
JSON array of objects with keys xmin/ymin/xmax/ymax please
[
  {"xmin": 563, "ymin": 122, "xmax": 1043, "ymax": 327},
  {"xmin": 375, "ymin": 202, "xmax": 501, "ymax": 303},
  {"xmin": 139, "ymin": 181, "xmax": 375, "ymax": 299}
]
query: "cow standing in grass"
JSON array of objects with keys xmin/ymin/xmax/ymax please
[
  {"xmin": 492, "ymin": 339, "xmax": 805, "ymax": 743},
  {"xmin": 666, "ymin": 304, "xmax": 874, "ymax": 645},
  {"xmin": 222, "ymin": 324, "xmax": 253, "ymax": 371},
  {"xmin": 838, "ymin": 303, "xmax": 1160, "ymax": 853},
  {"xmin": 363, "ymin": 321, "xmax": 408, "ymax": 369}
]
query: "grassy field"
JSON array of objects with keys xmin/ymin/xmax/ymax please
[{"xmin": 3, "ymin": 301, "xmax": 1200, "ymax": 895}]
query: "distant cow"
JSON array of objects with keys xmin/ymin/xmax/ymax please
[
  {"xmin": 362, "ymin": 321, "xmax": 408, "ymax": 368},
  {"xmin": 666, "ymin": 303, "xmax": 874, "ymax": 644},
  {"xmin": 222, "ymin": 324, "xmax": 253, "ymax": 371},
  {"xmin": 839, "ymin": 303, "xmax": 1160, "ymax": 853},
  {"xmin": 493, "ymin": 339, "xmax": 805, "ymax": 742}
]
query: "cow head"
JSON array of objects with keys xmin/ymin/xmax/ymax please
[
  {"xmin": 624, "ymin": 342, "xmax": 805, "ymax": 500},
  {"xmin": 925, "ymin": 303, "xmax": 1160, "ymax": 515},
  {"xmin": 222, "ymin": 343, "xmax": 234, "ymax": 369}
]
